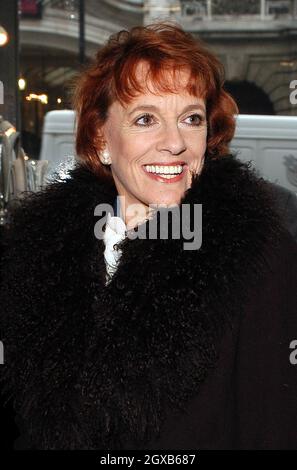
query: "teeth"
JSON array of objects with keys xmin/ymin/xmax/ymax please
[
  {"xmin": 160, "ymin": 174, "xmax": 178, "ymax": 179},
  {"xmin": 144, "ymin": 164, "xmax": 183, "ymax": 174}
]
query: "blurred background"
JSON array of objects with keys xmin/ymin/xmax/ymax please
[
  {"xmin": 0, "ymin": 1, "xmax": 296, "ymax": 452},
  {"xmin": 0, "ymin": 0, "xmax": 296, "ymax": 215},
  {"xmin": 0, "ymin": 0, "xmax": 296, "ymax": 159}
]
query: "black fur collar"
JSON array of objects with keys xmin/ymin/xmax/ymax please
[{"xmin": 1, "ymin": 154, "xmax": 282, "ymax": 449}]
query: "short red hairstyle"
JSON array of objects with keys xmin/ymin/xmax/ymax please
[{"xmin": 72, "ymin": 22, "xmax": 238, "ymax": 180}]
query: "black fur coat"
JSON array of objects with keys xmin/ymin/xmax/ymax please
[{"xmin": 0, "ymin": 154, "xmax": 297, "ymax": 450}]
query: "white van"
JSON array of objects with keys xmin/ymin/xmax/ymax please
[
  {"xmin": 40, "ymin": 110, "xmax": 297, "ymax": 193},
  {"xmin": 231, "ymin": 115, "xmax": 297, "ymax": 194},
  {"xmin": 39, "ymin": 110, "xmax": 76, "ymax": 167}
]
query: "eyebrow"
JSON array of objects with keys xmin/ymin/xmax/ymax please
[{"xmin": 127, "ymin": 103, "xmax": 206, "ymax": 117}]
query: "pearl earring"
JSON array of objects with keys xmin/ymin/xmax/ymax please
[{"xmin": 102, "ymin": 148, "xmax": 111, "ymax": 165}]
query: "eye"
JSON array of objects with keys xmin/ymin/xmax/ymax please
[
  {"xmin": 134, "ymin": 113, "xmax": 156, "ymax": 127},
  {"xmin": 183, "ymin": 113, "xmax": 204, "ymax": 126}
]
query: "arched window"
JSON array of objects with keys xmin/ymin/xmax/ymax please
[{"xmin": 225, "ymin": 80, "xmax": 275, "ymax": 115}]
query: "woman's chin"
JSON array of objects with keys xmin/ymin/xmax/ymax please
[{"xmin": 147, "ymin": 191, "xmax": 185, "ymax": 208}]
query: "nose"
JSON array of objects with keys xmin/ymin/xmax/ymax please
[{"xmin": 156, "ymin": 124, "xmax": 186, "ymax": 155}]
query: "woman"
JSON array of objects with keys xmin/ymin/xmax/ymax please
[{"xmin": 1, "ymin": 22, "xmax": 297, "ymax": 450}]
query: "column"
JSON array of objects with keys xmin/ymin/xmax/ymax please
[
  {"xmin": 207, "ymin": 0, "xmax": 212, "ymax": 20},
  {"xmin": 144, "ymin": 0, "xmax": 181, "ymax": 25},
  {"xmin": 0, "ymin": 0, "xmax": 20, "ymax": 129},
  {"xmin": 260, "ymin": 0, "xmax": 266, "ymax": 19}
]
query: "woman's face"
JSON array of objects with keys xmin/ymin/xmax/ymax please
[{"xmin": 102, "ymin": 68, "xmax": 207, "ymax": 225}]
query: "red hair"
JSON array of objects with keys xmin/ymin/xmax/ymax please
[{"xmin": 72, "ymin": 22, "xmax": 238, "ymax": 180}]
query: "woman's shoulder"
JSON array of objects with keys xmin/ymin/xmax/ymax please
[
  {"xmin": 240, "ymin": 226, "xmax": 297, "ymax": 338},
  {"xmin": 3, "ymin": 178, "xmax": 73, "ymax": 234},
  {"xmin": 264, "ymin": 227, "xmax": 296, "ymax": 283},
  {"xmin": 0, "ymin": 181, "xmax": 73, "ymax": 272},
  {"xmin": 1, "ymin": 165, "xmax": 115, "ymax": 252},
  {"xmin": 266, "ymin": 182, "xmax": 297, "ymax": 242}
]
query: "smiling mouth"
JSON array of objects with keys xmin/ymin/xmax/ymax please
[{"xmin": 142, "ymin": 162, "xmax": 187, "ymax": 182}]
